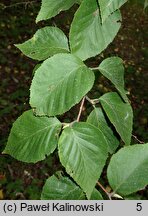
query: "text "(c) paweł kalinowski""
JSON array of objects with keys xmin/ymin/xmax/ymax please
[{"xmin": 20, "ymin": 202, "xmax": 104, "ymax": 212}]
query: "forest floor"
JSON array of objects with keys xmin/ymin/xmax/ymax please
[{"xmin": 0, "ymin": 0, "xmax": 147, "ymax": 199}]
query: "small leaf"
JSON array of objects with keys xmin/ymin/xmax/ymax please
[
  {"xmin": 99, "ymin": 92, "xmax": 133, "ymax": 145},
  {"xmin": 3, "ymin": 110, "xmax": 62, "ymax": 163},
  {"xmin": 70, "ymin": 0, "xmax": 121, "ymax": 60},
  {"xmin": 107, "ymin": 144, "xmax": 148, "ymax": 195},
  {"xmin": 98, "ymin": 0, "xmax": 127, "ymax": 23},
  {"xmin": 87, "ymin": 108, "xmax": 119, "ymax": 153},
  {"xmin": 98, "ymin": 57, "xmax": 128, "ymax": 102},
  {"xmin": 90, "ymin": 189, "xmax": 103, "ymax": 200},
  {"xmin": 144, "ymin": 0, "xmax": 148, "ymax": 9},
  {"xmin": 30, "ymin": 53, "xmax": 95, "ymax": 116},
  {"xmin": 36, "ymin": 0, "xmax": 78, "ymax": 22},
  {"xmin": 58, "ymin": 122, "xmax": 108, "ymax": 199},
  {"xmin": 15, "ymin": 27, "xmax": 69, "ymax": 61},
  {"xmin": 41, "ymin": 174, "xmax": 85, "ymax": 200}
]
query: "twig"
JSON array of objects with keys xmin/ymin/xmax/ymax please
[
  {"xmin": 77, "ymin": 97, "xmax": 85, "ymax": 122},
  {"xmin": 7, "ymin": 164, "xmax": 14, "ymax": 179},
  {"xmin": 132, "ymin": 134, "xmax": 144, "ymax": 144},
  {"xmin": 85, "ymin": 96, "xmax": 99, "ymax": 107},
  {"xmin": 85, "ymin": 95, "xmax": 93, "ymax": 104},
  {"xmin": 97, "ymin": 181, "xmax": 112, "ymax": 200},
  {"xmin": 1, "ymin": 1, "xmax": 38, "ymax": 9},
  {"xmin": 89, "ymin": 67, "xmax": 99, "ymax": 71}
]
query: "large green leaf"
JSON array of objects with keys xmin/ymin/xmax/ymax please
[
  {"xmin": 98, "ymin": 0, "xmax": 127, "ymax": 23},
  {"xmin": 15, "ymin": 27, "xmax": 69, "ymax": 61},
  {"xmin": 36, "ymin": 0, "xmax": 78, "ymax": 22},
  {"xmin": 107, "ymin": 144, "xmax": 148, "ymax": 195},
  {"xmin": 70, "ymin": 0, "xmax": 121, "ymax": 61},
  {"xmin": 99, "ymin": 92, "xmax": 133, "ymax": 145},
  {"xmin": 41, "ymin": 174, "xmax": 85, "ymax": 200},
  {"xmin": 30, "ymin": 53, "xmax": 95, "ymax": 116},
  {"xmin": 87, "ymin": 108, "xmax": 119, "ymax": 154},
  {"xmin": 3, "ymin": 110, "xmax": 62, "ymax": 163},
  {"xmin": 58, "ymin": 122, "xmax": 108, "ymax": 198},
  {"xmin": 98, "ymin": 57, "xmax": 128, "ymax": 102}
]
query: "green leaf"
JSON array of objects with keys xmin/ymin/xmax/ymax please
[
  {"xmin": 32, "ymin": 63, "xmax": 42, "ymax": 76},
  {"xmin": 87, "ymin": 108, "xmax": 119, "ymax": 154},
  {"xmin": 15, "ymin": 27, "xmax": 69, "ymax": 61},
  {"xmin": 98, "ymin": 57, "xmax": 128, "ymax": 102},
  {"xmin": 99, "ymin": 92, "xmax": 133, "ymax": 145},
  {"xmin": 124, "ymin": 193, "xmax": 142, "ymax": 200},
  {"xmin": 3, "ymin": 110, "xmax": 62, "ymax": 163},
  {"xmin": 36, "ymin": 0, "xmax": 78, "ymax": 23},
  {"xmin": 90, "ymin": 189, "xmax": 103, "ymax": 200},
  {"xmin": 30, "ymin": 54, "xmax": 95, "ymax": 116},
  {"xmin": 76, "ymin": 0, "xmax": 83, "ymax": 4},
  {"xmin": 98, "ymin": 0, "xmax": 127, "ymax": 23},
  {"xmin": 107, "ymin": 144, "xmax": 148, "ymax": 195},
  {"xmin": 41, "ymin": 174, "xmax": 85, "ymax": 200},
  {"xmin": 58, "ymin": 122, "xmax": 108, "ymax": 199},
  {"xmin": 70, "ymin": 0, "xmax": 121, "ymax": 61},
  {"xmin": 144, "ymin": 0, "xmax": 148, "ymax": 9}
]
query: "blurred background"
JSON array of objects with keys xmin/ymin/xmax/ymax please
[{"xmin": 0, "ymin": 0, "xmax": 147, "ymax": 199}]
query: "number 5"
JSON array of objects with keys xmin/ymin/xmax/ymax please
[{"xmin": 136, "ymin": 203, "xmax": 142, "ymax": 211}]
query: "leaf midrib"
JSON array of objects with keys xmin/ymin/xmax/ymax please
[{"xmin": 38, "ymin": 64, "xmax": 86, "ymax": 106}]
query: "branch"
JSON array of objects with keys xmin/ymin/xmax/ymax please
[
  {"xmin": 1, "ymin": 1, "xmax": 38, "ymax": 9},
  {"xmin": 132, "ymin": 134, "xmax": 145, "ymax": 144},
  {"xmin": 85, "ymin": 96, "xmax": 99, "ymax": 107},
  {"xmin": 97, "ymin": 181, "xmax": 112, "ymax": 200},
  {"xmin": 89, "ymin": 67, "xmax": 99, "ymax": 71},
  {"xmin": 77, "ymin": 97, "xmax": 85, "ymax": 122}
]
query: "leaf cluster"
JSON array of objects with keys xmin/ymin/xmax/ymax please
[{"xmin": 3, "ymin": 0, "xmax": 148, "ymax": 200}]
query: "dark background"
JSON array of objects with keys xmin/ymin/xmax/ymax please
[{"xmin": 0, "ymin": 0, "xmax": 147, "ymax": 199}]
